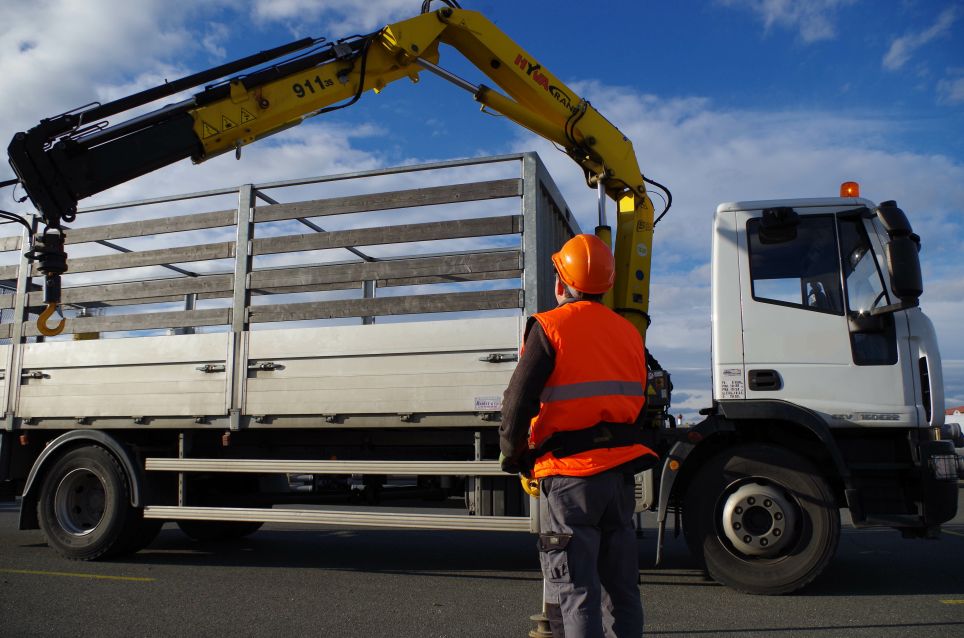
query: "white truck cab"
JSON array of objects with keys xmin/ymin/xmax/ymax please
[
  {"xmin": 712, "ymin": 196, "xmax": 943, "ymax": 430},
  {"xmin": 662, "ymin": 192, "xmax": 959, "ymax": 594}
]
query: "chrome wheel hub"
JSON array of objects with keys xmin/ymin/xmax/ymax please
[
  {"xmin": 54, "ymin": 468, "xmax": 106, "ymax": 536},
  {"xmin": 721, "ymin": 482, "xmax": 797, "ymax": 557}
]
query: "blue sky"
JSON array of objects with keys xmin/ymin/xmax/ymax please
[{"xmin": 0, "ymin": 0, "xmax": 961, "ymax": 420}]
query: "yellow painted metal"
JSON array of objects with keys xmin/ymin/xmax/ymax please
[
  {"xmin": 190, "ymin": 13, "xmax": 445, "ymax": 160},
  {"xmin": 191, "ymin": 60, "xmax": 441, "ymax": 159},
  {"xmin": 37, "ymin": 302, "xmax": 65, "ymax": 337},
  {"xmin": 435, "ymin": 10, "xmax": 647, "ymax": 198},
  {"xmin": 520, "ymin": 475, "xmax": 540, "ymax": 498},
  {"xmin": 612, "ymin": 194, "xmax": 654, "ymax": 340},
  {"xmin": 185, "ymin": 8, "xmax": 656, "ymax": 336}
]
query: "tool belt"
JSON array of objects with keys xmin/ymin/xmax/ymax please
[{"xmin": 532, "ymin": 421, "xmax": 649, "ymax": 460}]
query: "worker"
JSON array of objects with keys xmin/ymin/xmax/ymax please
[{"xmin": 499, "ymin": 234, "xmax": 658, "ymax": 638}]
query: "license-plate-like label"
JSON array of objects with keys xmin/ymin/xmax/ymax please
[{"xmin": 474, "ymin": 396, "xmax": 502, "ymax": 411}]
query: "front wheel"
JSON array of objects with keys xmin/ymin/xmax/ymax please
[
  {"xmin": 37, "ymin": 446, "xmax": 137, "ymax": 560},
  {"xmin": 683, "ymin": 444, "xmax": 840, "ymax": 594}
]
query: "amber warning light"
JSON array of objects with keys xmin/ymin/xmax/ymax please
[{"xmin": 840, "ymin": 181, "xmax": 860, "ymax": 198}]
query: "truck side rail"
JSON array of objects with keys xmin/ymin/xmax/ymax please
[{"xmin": 0, "ymin": 152, "xmax": 578, "ymax": 431}]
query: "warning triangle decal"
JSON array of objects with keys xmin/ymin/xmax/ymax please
[
  {"xmin": 221, "ymin": 115, "xmax": 237, "ymax": 131},
  {"xmin": 240, "ymin": 108, "xmax": 257, "ymax": 124},
  {"xmin": 201, "ymin": 121, "xmax": 219, "ymax": 138}
]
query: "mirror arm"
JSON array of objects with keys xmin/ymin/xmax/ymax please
[{"xmin": 870, "ymin": 299, "xmax": 919, "ymax": 316}]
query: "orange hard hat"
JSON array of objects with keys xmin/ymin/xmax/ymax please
[{"xmin": 551, "ymin": 234, "xmax": 615, "ymax": 294}]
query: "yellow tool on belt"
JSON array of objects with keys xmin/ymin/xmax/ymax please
[{"xmin": 520, "ymin": 475, "xmax": 540, "ymax": 498}]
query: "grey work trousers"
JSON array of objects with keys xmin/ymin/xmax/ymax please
[{"xmin": 538, "ymin": 470, "xmax": 644, "ymax": 638}]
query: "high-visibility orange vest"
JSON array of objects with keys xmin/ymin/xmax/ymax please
[{"xmin": 527, "ymin": 301, "xmax": 656, "ymax": 478}]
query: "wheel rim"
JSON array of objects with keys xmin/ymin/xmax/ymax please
[
  {"xmin": 720, "ymin": 480, "xmax": 798, "ymax": 558},
  {"xmin": 54, "ymin": 468, "xmax": 107, "ymax": 536}
]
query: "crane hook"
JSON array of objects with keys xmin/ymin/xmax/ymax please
[{"xmin": 37, "ymin": 302, "xmax": 65, "ymax": 337}]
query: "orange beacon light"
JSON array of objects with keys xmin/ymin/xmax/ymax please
[{"xmin": 840, "ymin": 181, "xmax": 860, "ymax": 198}]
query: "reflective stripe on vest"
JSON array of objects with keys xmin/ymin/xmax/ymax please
[
  {"xmin": 526, "ymin": 301, "xmax": 656, "ymax": 479},
  {"xmin": 540, "ymin": 380, "xmax": 645, "ymax": 403}
]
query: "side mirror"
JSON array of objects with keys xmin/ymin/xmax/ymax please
[
  {"xmin": 885, "ymin": 236, "xmax": 923, "ymax": 304},
  {"xmin": 876, "ymin": 200, "xmax": 912, "ymax": 237}
]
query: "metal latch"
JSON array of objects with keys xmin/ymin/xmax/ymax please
[
  {"xmin": 196, "ymin": 364, "xmax": 226, "ymax": 373},
  {"xmin": 21, "ymin": 370, "xmax": 48, "ymax": 379},
  {"xmin": 248, "ymin": 361, "xmax": 281, "ymax": 371},
  {"xmin": 479, "ymin": 353, "xmax": 518, "ymax": 363}
]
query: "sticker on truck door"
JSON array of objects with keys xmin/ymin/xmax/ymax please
[{"xmin": 719, "ymin": 369, "xmax": 745, "ymax": 399}]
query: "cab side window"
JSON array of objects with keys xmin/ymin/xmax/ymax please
[{"xmin": 747, "ymin": 215, "xmax": 843, "ymax": 315}]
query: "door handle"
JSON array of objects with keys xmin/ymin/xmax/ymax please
[{"xmin": 748, "ymin": 369, "xmax": 782, "ymax": 391}]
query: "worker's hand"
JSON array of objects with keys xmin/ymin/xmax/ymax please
[{"xmin": 498, "ymin": 452, "xmax": 521, "ymax": 474}]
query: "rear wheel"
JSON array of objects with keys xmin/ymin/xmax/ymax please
[
  {"xmin": 683, "ymin": 444, "xmax": 839, "ymax": 594},
  {"xmin": 177, "ymin": 474, "xmax": 265, "ymax": 541},
  {"xmin": 119, "ymin": 517, "xmax": 165, "ymax": 553},
  {"xmin": 177, "ymin": 520, "xmax": 263, "ymax": 541},
  {"xmin": 37, "ymin": 446, "xmax": 137, "ymax": 560}
]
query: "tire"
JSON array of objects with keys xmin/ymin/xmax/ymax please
[
  {"xmin": 118, "ymin": 517, "xmax": 165, "ymax": 554},
  {"xmin": 683, "ymin": 443, "xmax": 840, "ymax": 595},
  {"xmin": 177, "ymin": 520, "xmax": 263, "ymax": 541},
  {"xmin": 37, "ymin": 445, "xmax": 137, "ymax": 561},
  {"xmin": 176, "ymin": 473, "xmax": 266, "ymax": 541}
]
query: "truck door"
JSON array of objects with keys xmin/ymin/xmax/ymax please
[{"xmin": 735, "ymin": 208, "xmax": 915, "ymax": 426}]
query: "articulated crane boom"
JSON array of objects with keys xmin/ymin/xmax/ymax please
[{"xmin": 7, "ymin": 5, "xmax": 659, "ymax": 337}]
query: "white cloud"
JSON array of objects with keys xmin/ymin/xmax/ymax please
[
  {"xmin": 251, "ymin": 0, "xmax": 417, "ymax": 36},
  {"xmin": 0, "ymin": 0, "xmax": 233, "ymax": 142},
  {"xmin": 718, "ymin": 0, "xmax": 857, "ymax": 43},
  {"xmin": 937, "ymin": 73, "xmax": 964, "ymax": 105},
  {"xmin": 882, "ymin": 6, "xmax": 958, "ymax": 71},
  {"xmin": 201, "ymin": 24, "xmax": 232, "ymax": 60}
]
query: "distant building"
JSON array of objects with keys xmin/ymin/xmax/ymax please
[{"xmin": 946, "ymin": 406, "xmax": 964, "ymax": 425}]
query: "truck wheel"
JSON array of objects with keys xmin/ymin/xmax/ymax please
[
  {"xmin": 37, "ymin": 446, "xmax": 137, "ymax": 561},
  {"xmin": 118, "ymin": 517, "xmax": 165, "ymax": 554},
  {"xmin": 177, "ymin": 520, "xmax": 264, "ymax": 541},
  {"xmin": 683, "ymin": 444, "xmax": 839, "ymax": 594}
]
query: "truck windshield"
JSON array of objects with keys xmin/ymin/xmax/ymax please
[{"xmin": 837, "ymin": 216, "xmax": 889, "ymax": 313}]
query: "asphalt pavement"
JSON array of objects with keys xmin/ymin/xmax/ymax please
[{"xmin": 1, "ymin": 489, "xmax": 962, "ymax": 638}]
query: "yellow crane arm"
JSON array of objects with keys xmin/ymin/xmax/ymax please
[{"xmin": 8, "ymin": 6, "xmax": 657, "ymax": 337}]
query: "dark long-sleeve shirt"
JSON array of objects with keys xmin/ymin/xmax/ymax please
[{"xmin": 498, "ymin": 319, "xmax": 555, "ymax": 466}]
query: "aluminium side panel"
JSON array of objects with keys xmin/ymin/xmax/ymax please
[
  {"xmin": 17, "ymin": 333, "xmax": 230, "ymax": 418},
  {"xmin": 244, "ymin": 317, "xmax": 520, "ymax": 417},
  {"xmin": 521, "ymin": 153, "xmax": 581, "ymax": 315},
  {"xmin": 0, "ymin": 344, "xmax": 8, "ymax": 410}
]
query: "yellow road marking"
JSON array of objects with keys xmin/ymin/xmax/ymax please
[
  {"xmin": 943, "ymin": 529, "xmax": 964, "ymax": 538},
  {"xmin": 0, "ymin": 568, "xmax": 154, "ymax": 582},
  {"xmin": 940, "ymin": 600, "xmax": 964, "ymax": 605}
]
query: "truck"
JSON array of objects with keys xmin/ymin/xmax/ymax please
[{"xmin": 0, "ymin": 2, "xmax": 959, "ymax": 596}]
